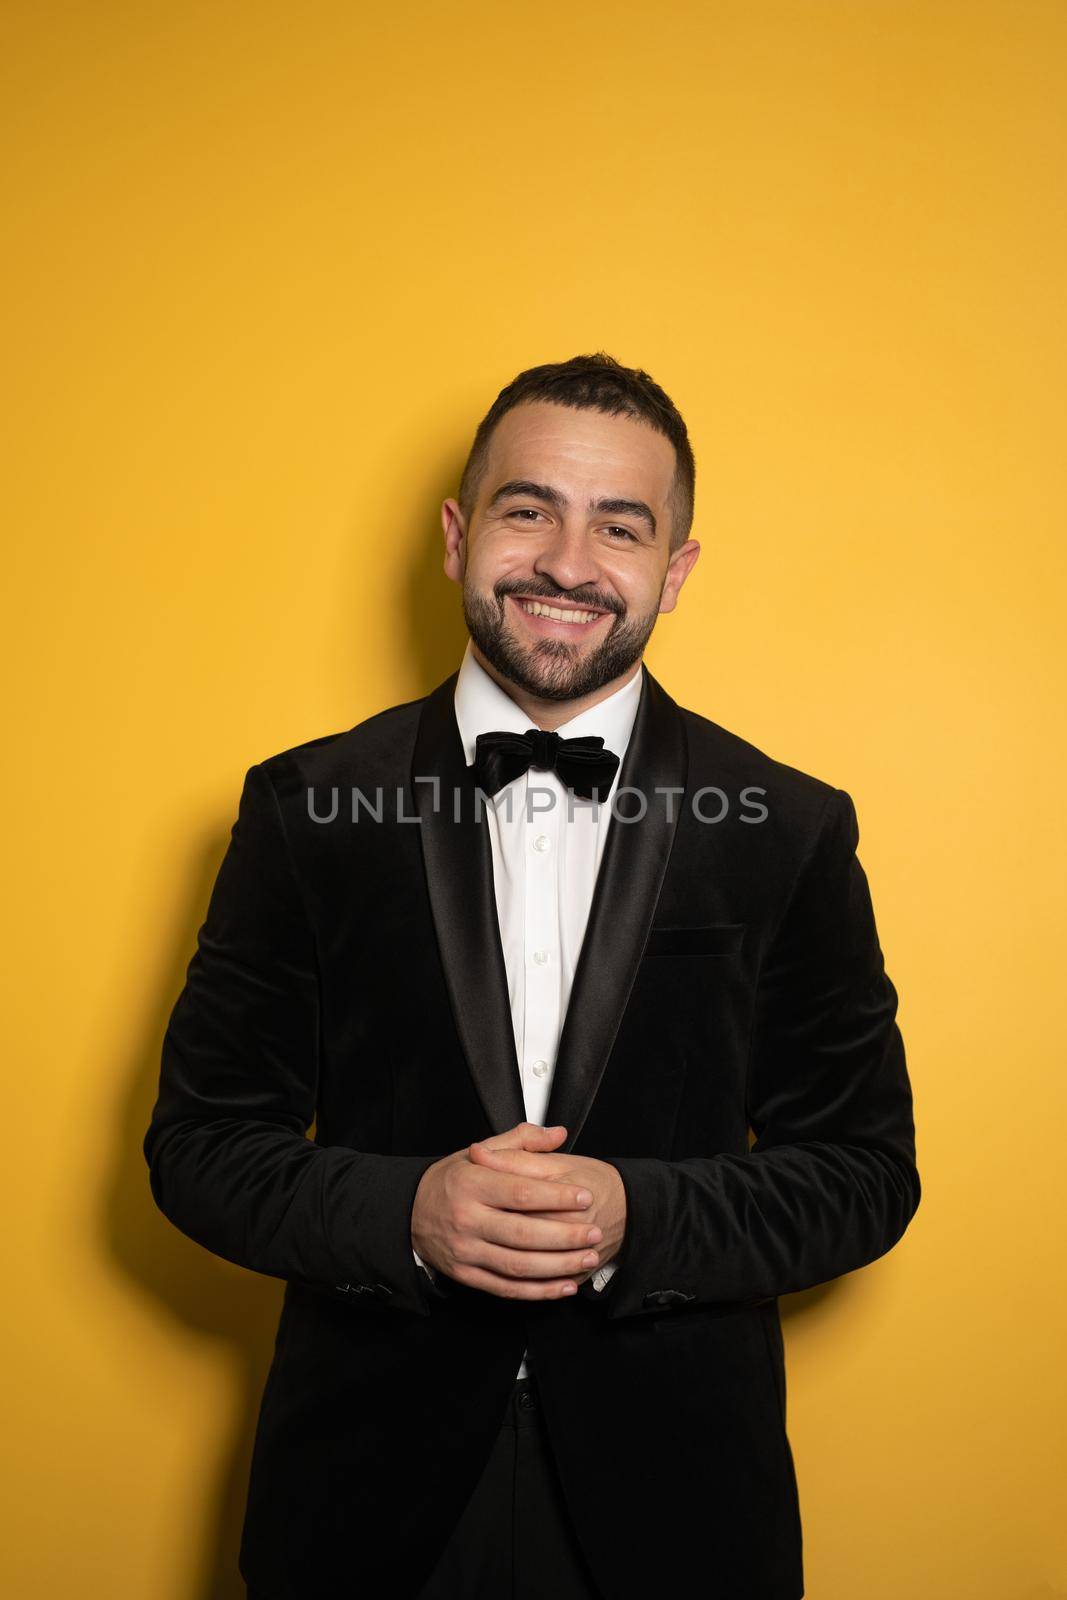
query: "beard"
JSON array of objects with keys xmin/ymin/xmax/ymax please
[{"xmin": 462, "ymin": 576, "xmax": 662, "ymax": 703}]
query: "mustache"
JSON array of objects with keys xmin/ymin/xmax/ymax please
[{"xmin": 496, "ymin": 583, "xmax": 621, "ymax": 615}]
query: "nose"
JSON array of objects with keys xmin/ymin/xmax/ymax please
[{"xmin": 531, "ymin": 521, "xmax": 606, "ymax": 599}]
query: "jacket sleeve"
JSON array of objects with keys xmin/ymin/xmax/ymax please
[
  {"xmin": 143, "ymin": 761, "xmax": 441, "ymax": 1317},
  {"xmin": 597, "ymin": 786, "xmax": 921, "ymax": 1321}
]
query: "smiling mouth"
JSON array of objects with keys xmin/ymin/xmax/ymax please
[{"xmin": 507, "ymin": 594, "xmax": 613, "ymax": 628}]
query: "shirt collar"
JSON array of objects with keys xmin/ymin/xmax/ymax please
[{"xmin": 453, "ymin": 637, "xmax": 643, "ymax": 768}]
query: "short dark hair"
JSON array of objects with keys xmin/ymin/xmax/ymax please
[{"xmin": 457, "ymin": 351, "xmax": 696, "ymax": 553}]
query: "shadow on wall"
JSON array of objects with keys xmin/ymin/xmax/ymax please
[
  {"xmin": 110, "ymin": 822, "xmax": 280, "ymax": 1600},
  {"xmin": 398, "ymin": 449, "xmax": 472, "ymax": 693}
]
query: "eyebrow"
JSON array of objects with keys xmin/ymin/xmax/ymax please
[{"xmin": 487, "ymin": 479, "xmax": 658, "ymax": 538}]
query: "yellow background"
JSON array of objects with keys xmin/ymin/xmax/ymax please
[{"xmin": 3, "ymin": 2, "xmax": 1064, "ymax": 1595}]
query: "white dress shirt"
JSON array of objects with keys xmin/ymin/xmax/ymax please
[{"xmin": 413, "ymin": 637, "xmax": 644, "ymax": 1378}]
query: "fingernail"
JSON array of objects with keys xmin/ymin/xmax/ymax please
[
  {"xmin": 576, "ymin": 1190, "xmax": 593, "ymax": 1206},
  {"xmin": 581, "ymin": 1253, "xmax": 599, "ymax": 1268},
  {"xmin": 561, "ymin": 1283, "xmax": 577, "ymax": 1295},
  {"xmin": 586, "ymin": 1227, "xmax": 603, "ymax": 1244}
]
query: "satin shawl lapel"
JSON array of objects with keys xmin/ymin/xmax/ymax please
[
  {"xmin": 411, "ymin": 662, "xmax": 688, "ymax": 1148},
  {"xmin": 544, "ymin": 665, "xmax": 688, "ymax": 1149},
  {"xmin": 412, "ymin": 671, "xmax": 526, "ymax": 1134}
]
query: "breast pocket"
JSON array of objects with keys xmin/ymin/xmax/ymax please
[{"xmin": 643, "ymin": 922, "xmax": 745, "ymax": 958}]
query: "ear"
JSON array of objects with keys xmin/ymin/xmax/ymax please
[
  {"xmin": 658, "ymin": 539, "xmax": 701, "ymax": 615},
  {"xmin": 441, "ymin": 497, "xmax": 466, "ymax": 584}
]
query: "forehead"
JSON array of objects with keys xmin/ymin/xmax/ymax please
[{"xmin": 481, "ymin": 401, "xmax": 676, "ymax": 503}]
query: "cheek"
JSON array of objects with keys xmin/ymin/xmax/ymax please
[
  {"xmin": 468, "ymin": 531, "xmax": 533, "ymax": 584},
  {"xmin": 607, "ymin": 560, "xmax": 659, "ymax": 615}
]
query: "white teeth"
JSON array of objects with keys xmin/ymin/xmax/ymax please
[{"xmin": 520, "ymin": 600, "xmax": 601, "ymax": 624}]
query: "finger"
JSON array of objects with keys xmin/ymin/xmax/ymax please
[
  {"xmin": 468, "ymin": 1143, "xmax": 562, "ymax": 1170},
  {"xmin": 523, "ymin": 1209, "xmax": 596, "ymax": 1226},
  {"xmin": 475, "ymin": 1208, "xmax": 604, "ymax": 1252},
  {"xmin": 473, "ymin": 1122, "xmax": 567, "ymax": 1154},
  {"xmin": 449, "ymin": 1261, "xmax": 589, "ymax": 1302},
  {"xmin": 469, "ymin": 1143, "xmax": 588, "ymax": 1190},
  {"xmin": 473, "ymin": 1169, "xmax": 594, "ymax": 1212},
  {"xmin": 467, "ymin": 1241, "xmax": 602, "ymax": 1281}
]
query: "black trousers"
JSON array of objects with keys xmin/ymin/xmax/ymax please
[{"xmin": 415, "ymin": 1372, "xmax": 604, "ymax": 1599}]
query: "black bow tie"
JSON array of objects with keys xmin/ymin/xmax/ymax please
[{"xmin": 472, "ymin": 728, "xmax": 621, "ymax": 802}]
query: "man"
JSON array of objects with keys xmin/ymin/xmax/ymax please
[{"xmin": 144, "ymin": 352, "xmax": 920, "ymax": 1599}]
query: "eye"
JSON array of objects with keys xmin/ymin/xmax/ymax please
[{"xmin": 505, "ymin": 509, "xmax": 637, "ymax": 541}]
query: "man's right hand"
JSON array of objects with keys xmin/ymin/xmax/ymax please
[{"xmin": 410, "ymin": 1122, "xmax": 604, "ymax": 1300}]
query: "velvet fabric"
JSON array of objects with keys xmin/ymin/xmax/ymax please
[
  {"xmin": 472, "ymin": 726, "xmax": 621, "ymax": 800},
  {"xmin": 143, "ymin": 662, "xmax": 920, "ymax": 1600}
]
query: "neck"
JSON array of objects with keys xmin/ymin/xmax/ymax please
[{"xmin": 470, "ymin": 643, "xmax": 642, "ymax": 731}]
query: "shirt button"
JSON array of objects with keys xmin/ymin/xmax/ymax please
[
  {"xmin": 532, "ymin": 834, "xmax": 550, "ymax": 852},
  {"xmin": 532, "ymin": 949, "xmax": 550, "ymax": 965},
  {"xmin": 531, "ymin": 1060, "xmax": 549, "ymax": 1078}
]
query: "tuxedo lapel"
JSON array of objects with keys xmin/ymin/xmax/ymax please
[
  {"xmin": 411, "ymin": 661, "xmax": 688, "ymax": 1148},
  {"xmin": 543, "ymin": 664, "xmax": 688, "ymax": 1149},
  {"xmin": 412, "ymin": 671, "xmax": 527, "ymax": 1135}
]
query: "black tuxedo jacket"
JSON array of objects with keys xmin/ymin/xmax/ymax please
[{"xmin": 144, "ymin": 661, "xmax": 920, "ymax": 1600}]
